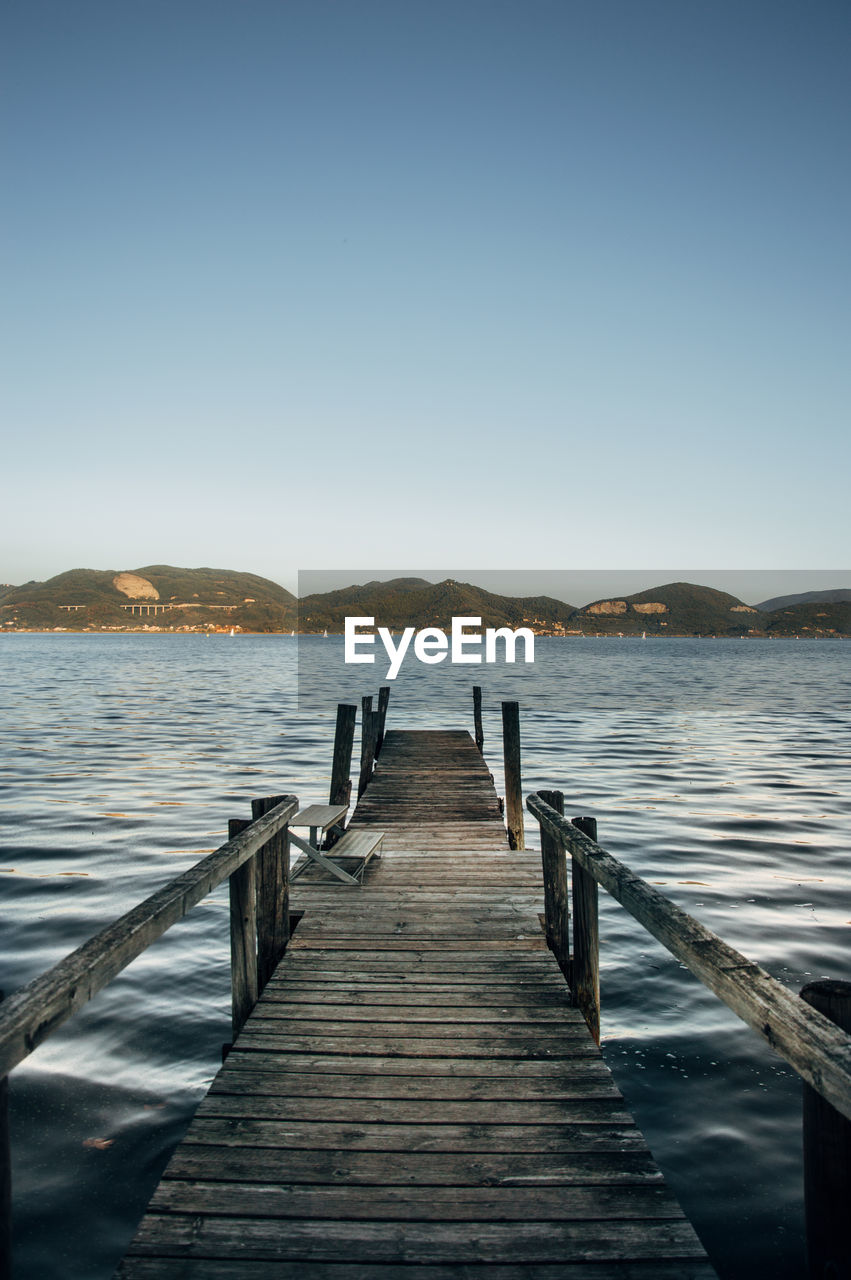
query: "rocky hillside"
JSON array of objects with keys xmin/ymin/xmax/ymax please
[
  {"xmin": 571, "ymin": 582, "xmax": 763, "ymax": 636},
  {"xmin": 0, "ymin": 566, "xmax": 296, "ymax": 632}
]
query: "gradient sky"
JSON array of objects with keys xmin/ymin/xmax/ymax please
[{"xmin": 3, "ymin": 1, "xmax": 849, "ymax": 592}]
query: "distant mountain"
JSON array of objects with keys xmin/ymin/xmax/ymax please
[
  {"xmin": 298, "ymin": 577, "xmax": 576, "ymax": 632},
  {"xmin": 0, "ymin": 566, "xmax": 296, "ymax": 632},
  {"xmin": 572, "ymin": 581, "xmax": 762, "ymax": 636},
  {"xmin": 755, "ymin": 589, "xmax": 851, "ymax": 612},
  {"xmin": 3, "ymin": 569, "xmax": 850, "ymax": 637}
]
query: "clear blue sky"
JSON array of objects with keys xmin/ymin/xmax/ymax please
[{"xmin": 3, "ymin": 0, "xmax": 849, "ymax": 594}]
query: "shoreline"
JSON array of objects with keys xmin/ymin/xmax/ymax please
[{"xmin": 2, "ymin": 629, "xmax": 848, "ymax": 640}]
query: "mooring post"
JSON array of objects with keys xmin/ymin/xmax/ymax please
[
  {"xmin": 327, "ymin": 703, "xmax": 357, "ymax": 849},
  {"xmin": 536, "ymin": 791, "xmax": 570, "ymax": 979},
  {"xmin": 329, "ymin": 703, "xmax": 357, "ymax": 809},
  {"xmin": 571, "ymin": 815, "xmax": 601, "ymax": 1045},
  {"xmin": 473, "ymin": 686, "xmax": 484, "ymax": 754},
  {"xmin": 801, "ymin": 979, "xmax": 851, "ymax": 1280},
  {"xmin": 251, "ymin": 795, "xmax": 291, "ymax": 992},
  {"xmin": 501, "ymin": 700, "xmax": 524, "ymax": 850},
  {"xmin": 1, "ymin": 993, "xmax": 10, "ymax": 1280},
  {"xmin": 376, "ymin": 686, "xmax": 390, "ymax": 757},
  {"xmin": 228, "ymin": 817, "xmax": 258, "ymax": 1041},
  {"xmin": 358, "ymin": 696, "xmax": 377, "ymax": 798}
]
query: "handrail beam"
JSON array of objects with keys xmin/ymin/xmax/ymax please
[
  {"xmin": 526, "ymin": 791, "xmax": 851, "ymax": 1122},
  {"xmin": 0, "ymin": 796, "xmax": 298, "ymax": 1079}
]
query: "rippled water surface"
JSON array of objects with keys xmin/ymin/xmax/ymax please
[{"xmin": 2, "ymin": 634, "xmax": 849, "ymax": 1278}]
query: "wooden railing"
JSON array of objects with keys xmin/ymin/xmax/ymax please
[
  {"xmin": 527, "ymin": 788, "xmax": 851, "ymax": 1278},
  {"xmin": 0, "ymin": 793, "xmax": 298, "ymax": 1272}
]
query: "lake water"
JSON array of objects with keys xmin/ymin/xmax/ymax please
[{"xmin": 2, "ymin": 633, "xmax": 849, "ymax": 1278}]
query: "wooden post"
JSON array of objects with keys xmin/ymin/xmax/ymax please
[
  {"xmin": 251, "ymin": 795, "xmax": 291, "ymax": 992},
  {"xmin": 536, "ymin": 791, "xmax": 569, "ymax": 980},
  {"xmin": 801, "ymin": 979, "xmax": 851, "ymax": 1280},
  {"xmin": 358, "ymin": 696, "xmax": 377, "ymax": 799},
  {"xmin": 228, "ymin": 818, "xmax": 257, "ymax": 1040},
  {"xmin": 473, "ymin": 686, "xmax": 484, "ymax": 754},
  {"xmin": 571, "ymin": 815, "xmax": 600, "ymax": 1045},
  {"xmin": 501, "ymin": 700, "xmax": 524, "ymax": 850},
  {"xmin": 329, "ymin": 703, "xmax": 357, "ymax": 808},
  {"xmin": 376, "ymin": 686, "xmax": 390, "ymax": 757},
  {"xmin": 1, "ymin": 993, "xmax": 10, "ymax": 1280},
  {"xmin": 327, "ymin": 703, "xmax": 357, "ymax": 848}
]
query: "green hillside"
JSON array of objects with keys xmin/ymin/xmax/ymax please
[
  {"xmin": 763, "ymin": 600, "xmax": 851, "ymax": 637},
  {"xmin": 2, "ymin": 568, "xmax": 849, "ymax": 637},
  {"xmin": 297, "ymin": 577, "xmax": 576, "ymax": 632},
  {"xmin": 572, "ymin": 581, "xmax": 762, "ymax": 636},
  {"xmin": 0, "ymin": 566, "xmax": 296, "ymax": 632}
]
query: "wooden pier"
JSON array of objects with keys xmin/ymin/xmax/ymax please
[
  {"xmin": 115, "ymin": 728, "xmax": 714, "ymax": 1277},
  {"xmin": 5, "ymin": 693, "xmax": 851, "ymax": 1278}
]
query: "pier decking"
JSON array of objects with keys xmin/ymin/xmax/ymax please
[{"xmin": 116, "ymin": 729, "xmax": 714, "ymax": 1277}]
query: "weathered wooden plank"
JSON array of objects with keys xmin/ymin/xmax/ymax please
[
  {"xmin": 196, "ymin": 1095, "xmax": 632, "ymax": 1124},
  {"xmin": 207, "ymin": 1069, "xmax": 621, "ymax": 1100},
  {"xmin": 287, "ymin": 939, "xmax": 550, "ymax": 951},
  {"xmin": 242, "ymin": 1016, "xmax": 594, "ymax": 1041},
  {"xmin": 262, "ymin": 974, "xmax": 567, "ymax": 990},
  {"xmin": 220, "ymin": 1050, "xmax": 610, "ymax": 1077},
  {"xmin": 148, "ymin": 1180, "xmax": 685, "ymax": 1220},
  {"xmin": 253, "ymin": 1002, "xmax": 576, "ymax": 1021},
  {"xmin": 182, "ymin": 1118, "xmax": 642, "ymax": 1153},
  {"xmin": 259, "ymin": 987, "xmax": 572, "ymax": 1005},
  {"xmin": 232, "ymin": 1034, "xmax": 601, "ymax": 1058},
  {"xmin": 162, "ymin": 1143, "xmax": 668, "ymax": 1187},
  {"xmin": 123, "ymin": 1215, "xmax": 708, "ymax": 1263}
]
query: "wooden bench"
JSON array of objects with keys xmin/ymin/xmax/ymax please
[{"xmin": 290, "ymin": 826, "xmax": 384, "ymax": 885}]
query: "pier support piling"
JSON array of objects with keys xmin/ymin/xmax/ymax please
[
  {"xmin": 251, "ymin": 796, "xmax": 291, "ymax": 991},
  {"xmin": 501, "ymin": 700, "xmax": 524, "ymax": 850},
  {"xmin": 358, "ymin": 697, "xmax": 378, "ymax": 798},
  {"xmin": 537, "ymin": 790, "xmax": 569, "ymax": 980},
  {"xmin": 228, "ymin": 818, "xmax": 258, "ymax": 1040},
  {"xmin": 473, "ymin": 686, "xmax": 484, "ymax": 754},
  {"xmin": 801, "ymin": 979, "xmax": 851, "ymax": 1280},
  {"xmin": 376, "ymin": 686, "xmax": 390, "ymax": 757},
  {"xmin": 329, "ymin": 704, "xmax": 357, "ymax": 810},
  {"xmin": 571, "ymin": 815, "xmax": 601, "ymax": 1045}
]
